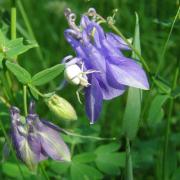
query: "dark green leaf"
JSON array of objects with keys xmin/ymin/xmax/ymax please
[
  {"xmin": 6, "ymin": 61, "xmax": 31, "ymax": 84},
  {"xmin": 31, "ymin": 64, "xmax": 64, "ymax": 86},
  {"xmin": 95, "ymin": 142, "xmax": 120, "ymax": 154},
  {"xmin": 95, "ymin": 143, "xmax": 124, "ymax": 175},
  {"xmin": 70, "ymin": 163, "xmax": 103, "ymax": 180},
  {"xmin": 147, "ymin": 95, "xmax": 168, "ymax": 126}
]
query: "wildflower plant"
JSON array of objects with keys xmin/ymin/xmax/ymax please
[{"xmin": 0, "ymin": 1, "xmax": 179, "ymax": 180}]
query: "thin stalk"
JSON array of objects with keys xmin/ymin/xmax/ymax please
[
  {"xmin": 162, "ymin": 64, "xmax": 179, "ymax": 180},
  {"xmin": 125, "ymin": 137, "xmax": 133, "ymax": 180},
  {"xmin": 59, "ymin": 127, "xmax": 116, "ymax": 141},
  {"xmin": 23, "ymin": 85, "xmax": 28, "ymax": 116},
  {"xmin": 156, "ymin": 5, "xmax": 180, "ymax": 75},
  {"xmin": 17, "ymin": 0, "xmax": 44, "ymax": 61},
  {"xmin": 0, "ymin": 119, "xmax": 25, "ymax": 180},
  {"xmin": 11, "ymin": 0, "xmax": 16, "ymax": 40}
]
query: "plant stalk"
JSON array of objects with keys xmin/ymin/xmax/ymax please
[{"xmin": 125, "ymin": 137, "xmax": 133, "ymax": 180}]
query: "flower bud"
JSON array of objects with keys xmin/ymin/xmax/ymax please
[
  {"xmin": 45, "ymin": 94, "xmax": 77, "ymax": 121},
  {"xmin": 10, "ymin": 107, "xmax": 39, "ymax": 171}
]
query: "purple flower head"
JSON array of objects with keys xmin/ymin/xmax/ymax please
[
  {"xmin": 63, "ymin": 8, "xmax": 149, "ymax": 124},
  {"xmin": 10, "ymin": 102, "xmax": 71, "ymax": 170}
]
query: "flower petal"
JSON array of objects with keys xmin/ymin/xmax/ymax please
[
  {"xmin": 37, "ymin": 120, "xmax": 71, "ymax": 162},
  {"xmin": 108, "ymin": 56, "xmax": 149, "ymax": 90},
  {"xmin": 80, "ymin": 15, "xmax": 91, "ymax": 28},
  {"xmin": 106, "ymin": 33, "xmax": 131, "ymax": 50},
  {"xmin": 85, "ymin": 75, "xmax": 103, "ymax": 123}
]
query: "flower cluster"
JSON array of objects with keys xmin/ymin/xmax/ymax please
[
  {"xmin": 63, "ymin": 8, "xmax": 149, "ymax": 124},
  {"xmin": 10, "ymin": 101, "xmax": 71, "ymax": 170}
]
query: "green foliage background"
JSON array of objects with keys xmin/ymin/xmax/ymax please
[{"xmin": 0, "ymin": 0, "xmax": 179, "ymax": 179}]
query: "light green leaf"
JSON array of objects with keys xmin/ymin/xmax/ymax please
[
  {"xmin": 0, "ymin": 29, "xmax": 37, "ymax": 60},
  {"xmin": 49, "ymin": 161, "xmax": 70, "ymax": 175},
  {"xmin": 6, "ymin": 38, "xmax": 37, "ymax": 58},
  {"xmin": 122, "ymin": 13, "xmax": 142, "ymax": 140},
  {"xmin": 73, "ymin": 152, "xmax": 96, "ymax": 163},
  {"xmin": 95, "ymin": 143, "xmax": 124, "ymax": 175},
  {"xmin": 6, "ymin": 61, "xmax": 31, "ymax": 84},
  {"xmin": 70, "ymin": 163, "xmax": 103, "ymax": 180},
  {"xmin": 147, "ymin": 95, "xmax": 168, "ymax": 126},
  {"xmin": 31, "ymin": 64, "xmax": 64, "ymax": 86},
  {"xmin": 2, "ymin": 162, "xmax": 31, "ymax": 178},
  {"xmin": 28, "ymin": 85, "xmax": 39, "ymax": 100},
  {"xmin": 95, "ymin": 142, "xmax": 120, "ymax": 154}
]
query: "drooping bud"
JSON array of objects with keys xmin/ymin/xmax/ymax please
[
  {"xmin": 27, "ymin": 114, "xmax": 71, "ymax": 162},
  {"xmin": 10, "ymin": 107, "xmax": 39, "ymax": 171},
  {"xmin": 45, "ymin": 94, "xmax": 77, "ymax": 121}
]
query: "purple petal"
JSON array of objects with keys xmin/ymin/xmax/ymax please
[
  {"xmin": 80, "ymin": 15, "xmax": 91, "ymax": 28},
  {"xmin": 106, "ymin": 33, "xmax": 131, "ymax": 50},
  {"xmin": 37, "ymin": 120, "xmax": 71, "ymax": 162},
  {"xmin": 108, "ymin": 56, "xmax": 149, "ymax": 90},
  {"xmin": 85, "ymin": 75, "xmax": 103, "ymax": 124}
]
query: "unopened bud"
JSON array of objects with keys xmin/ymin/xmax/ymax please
[{"xmin": 45, "ymin": 94, "xmax": 77, "ymax": 121}]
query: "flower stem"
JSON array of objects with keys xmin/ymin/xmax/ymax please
[
  {"xmin": 125, "ymin": 137, "xmax": 133, "ymax": 180},
  {"xmin": 11, "ymin": 0, "xmax": 16, "ymax": 40},
  {"xmin": 23, "ymin": 85, "xmax": 28, "ymax": 116},
  {"xmin": 162, "ymin": 64, "xmax": 179, "ymax": 180}
]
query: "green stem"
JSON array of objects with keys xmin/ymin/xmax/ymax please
[
  {"xmin": 59, "ymin": 127, "xmax": 117, "ymax": 141},
  {"xmin": 125, "ymin": 137, "xmax": 133, "ymax": 180},
  {"xmin": 17, "ymin": 0, "xmax": 44, "ymax": 61},
  {"xmin": 0, "ymin": 119, "xmax": 25, "ymax": 180},
  {"xmin": 11, "ymin": 0, "xmax": 16, "ymax": 40},
  {"xmin": 23, "ymin": 85, "xmax": 28, "ymax": 116},
  {"xmin": 162, "ymin": 64, "xmax": 179, "ymax": 180},
  {"xmin": 156, "ymin": 5, "xmax": 180, "ymax": 75}
]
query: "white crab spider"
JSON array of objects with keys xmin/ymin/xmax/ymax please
[{"xmin": 63, "ymin": 56, "xmax": 99, "ymax": 103}]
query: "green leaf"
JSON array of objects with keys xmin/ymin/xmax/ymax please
[
  {"xmin": 95, "ymin": 142, "xmax": 120, "ymax": 154},
  {"xmin": 31, "ymin": 64, "xmax": 64, "ymax": 86},
  {"xmin": 2, "ymin": 162, "xmax": 31, "ymax": 178},
  {"xmin": 152, "ymin": 76, "xmax": 171, "ymax": 94},
  {"xmin": 6, "ymin": 38, "xmax": 37, "ymax": 58},
  {"xmin": 28, "ymin": 85, "xmax": 39, "ymax": 100},
  {"xmin": 73, "ymin": 152, "xmax": 96, "ymax": 163},
  {"xmin": 147, "ymin": 95, "xmax": 168, "ymax": 126},
  {"xmin": 95, "ymin": 143, "xmax": 124, "ymax": 175},
  {"xmin": 49, "ymin": 161, "xmax": 70, "ymax": 175},
  {"xmin": 6, "ymin": 61, "xmax": 31, "ymax": 84},
  {"xmin": 0, "ymin": 29, "xmax": 37, "ymax": 60},
  {"xmin": 122, "ymin": 12, "xmax": 142, "ymax": 140},
  {"xmin": 70, "ymin": 163, "xmax": 103, "ymax": 180}
]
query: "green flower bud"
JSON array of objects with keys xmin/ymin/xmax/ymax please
[{"xmin": 45, "ymin": 94, "xmax": 77, "ymax": 121}]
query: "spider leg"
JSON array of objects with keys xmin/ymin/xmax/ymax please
[{"xmin": 76, "ymin": 86, "xmax": 84, "ymax": 104}]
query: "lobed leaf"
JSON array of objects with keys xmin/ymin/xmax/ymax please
[
  {"xmin": 31, "ymin": 64, "xmax": 64, "ymax": 86},
  {"xmin": 6, "ymin": 61, "xmax": 31, "ymax": 84}
]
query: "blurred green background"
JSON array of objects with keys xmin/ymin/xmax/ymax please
[{"xmin": 0, "ymin": 0, "xmax": 179, "ymax": 179}]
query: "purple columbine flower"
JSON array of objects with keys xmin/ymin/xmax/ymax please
[
  {"xmin": 10, "ymin": 102, "xmax": 71, "ymax": 170},
  {"xmin": 63, "ymin": 8, "xmax": 149, "ymax": 124}
]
